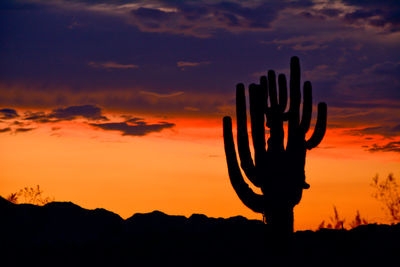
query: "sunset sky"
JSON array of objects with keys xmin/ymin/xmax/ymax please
[{"xmin": 1, "ymin": 0, "xmax": 400, "ymax": 230}]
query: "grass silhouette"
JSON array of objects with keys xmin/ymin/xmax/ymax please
[
  {"xmin": 371, "ymin": 173, "xmax": 400, "ymax": 223},
  {"xmin": 6, "ymin": 185, "xmax": 54, "ymax": 206}
]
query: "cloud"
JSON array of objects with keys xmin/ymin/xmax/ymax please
[
  {"xmin": 1, "ymin": 105, "xmax": 177, "ymax": 137},
  {"xmin": 330, "ymin": 61, "xmax": 400, "ymax": 109},
  {"xmin": 91, "ymin": 119, "xmax": 175, "ymax": 136},
  {"xmin": 0, "ymin": 108, "xmax": 19, "ymax": 119},
  {"xmin": 177, "ymin": 61, "xmax": 211, "ymax": 70},
  {"xmin": 0, "ymin": 86, "xmax": 230, "ymax": 118},
  {"xmin": 184, "ymin": 106, "xmax": 199, "ymax": 112},
  {"xmin": 88, "ymin": 61, "xmax": 138, "ymax": 70},
  {"xmin": 22, "ymin": 0, "xmax": 310, "ymax": 38},
  {"xmin": 344, "ymin": 124, "xmax": 400, "ymax": 137},
  {"xmin": 23, "ymin": 105, "xmax": 108, "ymax": 123},
  {"xmin": 126, "ymin": 1, "xmax": 285, "ymax": 37},
  {"xmin": 15, "ymin": 127, "xmax": 35, "ymax": 133},
  {"xmin": 294, "ymin": 0, "xmax": 400, "ymax": 33},
  {"xmin": 139, "ymin": 90, "xmax": 184, "ymax": 98},
  {"xmin": 341, "ymin": 1, "xmax": 400, "ymax": 32},
  {"xmin": 49, "ymin": 105, "xmax": 108, "ymax": 121},
  {"xmin": 304, "ymin": 65, "xmax": 338, "ymax": 81},
  {"xmin": 2, "ymin": 0, "xmax": 400, "ymax": 126},
  {"xmin": 4, "ymin": 0, "xmax": 400, "ymax": 41},
  {"xmin": 363, "ymin": 61, "xmax": 400, "ymax": 76},
  {"xmin": 23, "ymin": 111, "xmax": 51, "ymax": 123},
  {"xmin": 368, "ymin": 141, "xmax": 400, "ymax": 153},
  {"xmin": 0, "ymin": 127, "xmax": 11, "ymax": 133}
]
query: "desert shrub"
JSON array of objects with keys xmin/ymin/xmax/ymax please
[
  {"xmin": 348, "ymin": 210, "xmax": 368, "ymax": 229},
  {"xmin": 371, "ymin": 173, "xmax": 400, "ymax": 224},
  {"xmin": 318, "ymin": 207, "xmax": 368, "ymax": 230},
  {"xmin": 318, "ymin": 206, "xmax": 345, "ymax": 230},
  {"xmin": 6, "ymin": 185, "xmax": 54, "ymax": 205}
]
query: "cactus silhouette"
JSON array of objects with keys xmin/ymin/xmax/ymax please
[{"xmin": 223, "ymin": 57, "xmax": 327, "ymax": 234}]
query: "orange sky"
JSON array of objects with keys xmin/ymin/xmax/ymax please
[
  {"xmin": 1, "ymin": 113, "xmax": 399, "ymax": 231},
  {"xmin": 1, "ymin": 0, "xmax": 400, "ymax": 233}
]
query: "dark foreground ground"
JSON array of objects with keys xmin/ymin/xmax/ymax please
[{"xmin": 1, "ymin": 196, "xmax": 399, "ymax": 267}]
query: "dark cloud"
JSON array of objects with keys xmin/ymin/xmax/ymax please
[
  {"xmin": 0, "ymin": 105, "xmax": 175, "ymax": 137},
  {"xmin": 331, "ymin": 61, "xmax": 400, "ymax": 107},
  {"xmin": 344, "ymin": 124, "xmax": 400, "ymax": 137},
  {"xmin": 341, "ymin": 0, "xmax": 400, "ymax": 32},
  {"xmin": 368, "ymin": 141, "xmax": 400, "ymax": 153},
  {"xmin": 91, "ymin": 119, "xmax": 175, "ymax": 136},
  {"xmin": 1, "ymin": 0, "xmax": 399, "ymax": 127},
  {"xmin": 49, "ymin": 105, "xmax": 107, "ymax": 121},
  {"xmin": 364, "ymin": 61, "xmax": 400, "ymax": 77},
  {"xmin": 24, "ymin": 0, "xmax": 314, "ymax": 37},
  {"xmin": 319, "ymin": 8, "xmax": 343, "ymax": 18},
  {"xmin": 124, "ymin": 117, "xmax": 146, "ymax": 125},
  {"xmin": 23, "ymin": 111, "xmax": 50, "ymax": 123},
  {"xmin": 125, "ymin": 0, "xmax": 302, "ymax": 36},
  {"xmin": 291, "ymin": 0, "xmax": 400, "ymax": 33},
  {"xmin": 15, "ymin": 127, "xmax": 35, "ymax": 133},
  {"xmin": 88, "ymin": 61, "xmax": 138, "ymax": 70},
  {"xmin": 0, "ymin": 108, "xmax": 19, "ymax": 119},
  {"xmin": 344, "ymin": 9, "xmax": 383, "ymax": 22},
  {"xmin": 0, "ymin": 127, "xmax": 11, "ymax": 133},
  {"xmin": 23, "ymin": 105, "xmax": 108, "ymax": 123},
  {"xmin": 131, "ymin": 7, "xmax": 171, "ymax": 21}
]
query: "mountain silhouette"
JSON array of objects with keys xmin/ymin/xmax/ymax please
[{"xmin": 1, "ymin": 196, "xmax": 399, "ymax": 266}]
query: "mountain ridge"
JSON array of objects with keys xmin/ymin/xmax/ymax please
[{"xmin": 1, "ymin": 196, "xmax": 399, "ymax": 266}]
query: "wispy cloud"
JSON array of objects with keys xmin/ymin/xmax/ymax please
[
  {"xmin": 345, "ymin": 125, "xmax": 400, "ymax": 138},
  {"xmin": 0, "ymin": 127, "xmax": 11, "ymax": 133},
  {"xmin": 0, "ymin": 104, "xmax": 178, "ymax": 137},
  {"xmin": 22, "ymin": 0, "xmax": 292, "ymax": 38},
  {"xmin": 88, "ymin": 61, "xmax": 138, "ymax": 70},
  {"xmin": 23, "ymin": 105, "xmax": 108, "ymax": 123},
  {"xmin": 0, "ymin": 108, "xmax": 19, "ymax": 120},
  {"xmin": 15, "ymin": 127, "xmax": 35, "ymax": 133},
  {"xmin": 368, "ymin": 141, "xmax": 400, "ymax": 153},
  {"xmin": 91, "ymin": 119, "xmax": 175, "ymax": 136},
  {"xmin": 184, "ymin": 106, "xmax": 199, "ymax": 112},
  {"xmin": 49, "ymin": 105, "xmax": 108, "ymax": 121},
  {"xmin": 139, "ymin": 90, "xmax": 184, "ymax": 98},
  {"xmin": 177, "ymin": 61, "xmax": 211, "ymax": 70}
]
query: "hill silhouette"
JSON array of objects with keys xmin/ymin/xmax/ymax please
[{"xmin": 1, "ymin": 196, "xmax": 399, "ymax": 267}]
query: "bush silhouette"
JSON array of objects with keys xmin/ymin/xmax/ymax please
[
  {"xmin": 223, "ymin": 56, "xmax": 327, "ymax": 241},
  {"xmin": 371, "ymin": 173, "xmax": 400, "ymax": 223},
  {"xmin": 6, "ymin": 185, "xmax": 54, "ymax": 205},
  {"xmin": 318, "ymin": 206, "xmax": 368, "ymax": 230}
]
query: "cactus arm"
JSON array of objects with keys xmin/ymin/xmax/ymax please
[
  {"xmin": 300, "ymin": 81, "xmax": 312, "ymax": 134},
  {"xmin": 249, "ymin": 84, "xmax": 267, "ymax": 163},
  {"xmin": 260, "ymin": 75, "xmax": 269, "ymax": 113},
  {"xmin": 268, "ymin": 70, "xmax": 278, "ymax": 108},
  {"xmin": 236, "ymin": 83, "xmax": 259, "ymax": 187},
  {"xmin": 260, "ymin": 76, "xmax": 272, "ymax": 128},
  {"xmin": 287, "ymin": 56, "xmax": 302, "ymax": 149},
  {"xmin": 223, "ymin": 116, "xmax": 264, "ymax": 213},
  {"xmin": 267, "ymin": 71, "xmax": 285, "ymax": 152},
  {"xmin": 278, "ymin": 74, "xmax": 288, "ymax": 113},
  {"xmin": 306, "ymin": 102, "xmax": 327, "ymax": 150},
  {"xmin": 289, "ymin": 56, "xmax": 301, "ymax": 125}
]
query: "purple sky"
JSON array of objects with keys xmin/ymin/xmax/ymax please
[{"xmin": 1, "ymin": 0, "xmax": 400, "ymax": 142}]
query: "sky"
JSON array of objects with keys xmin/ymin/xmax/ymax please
[{"xmin": 1, "ymin": 0, "xmax": 400, "ymax": 230}]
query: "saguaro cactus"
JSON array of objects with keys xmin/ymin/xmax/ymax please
[{"xmin": 223, "ymin": 57, "xmax": 327, "ymax": 234}]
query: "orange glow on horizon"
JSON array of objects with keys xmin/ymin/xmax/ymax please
[{"xmin": 1, "ymin": 114, "xmax": 399, "ymax": 231}]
